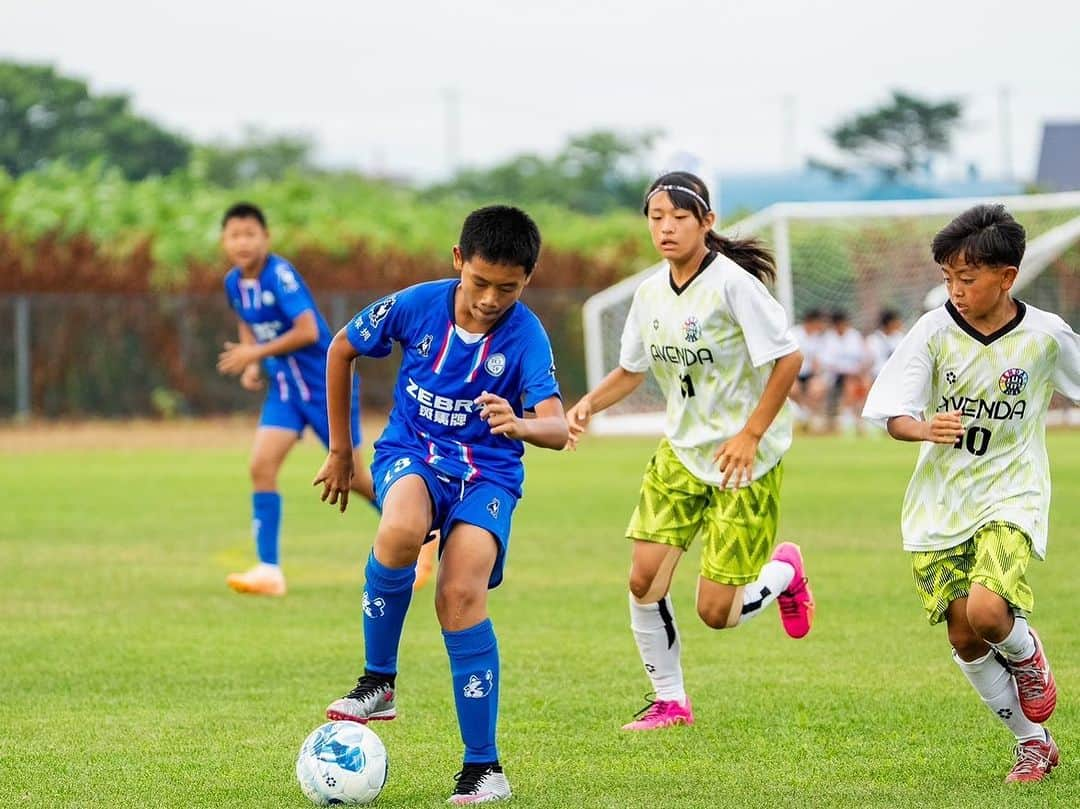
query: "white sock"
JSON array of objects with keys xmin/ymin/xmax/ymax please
[
  {"xmin": 991, "ymin": 615, "xmax": 1036, "ymax": 662},
  {"xmin": 256, "ymin": 562, "xmax": 283, "ymax": 574},
  {"xmin": 629, "ymin": 594, "xmax": 685, "ymax": 702},
  {"xmin": 738, "ymin": 561, "xmax": 795, "ymax": 625},
  {"xmin": 954, "ymin": 650, "xmax": 1043, "ymax": 742}
]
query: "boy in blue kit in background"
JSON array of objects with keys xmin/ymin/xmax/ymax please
[
  {"xmin": 217, "ymin": 202, "xmax": 375, "ymax": 596},
  {"xmin": 313, "ymin": 206, "xmax": 568, "ymax": 804}
]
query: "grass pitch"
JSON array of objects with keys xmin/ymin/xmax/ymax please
[{"xmin": 2, "ymin": 426, "xmax": 1078, "ymax": 808}]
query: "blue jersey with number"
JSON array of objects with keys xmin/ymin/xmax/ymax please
[
  {"xmin": 224, "ymin": 254, "xmax": 332, "ymax": 396},
  {"xmin": 346, "ymin": 279, "xmax": 560, "ymax": 497}
]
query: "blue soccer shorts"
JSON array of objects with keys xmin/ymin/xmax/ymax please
[
  {"xmin": 259, "ymin": 371, "xmax": 361, "ymax": 448},
  {"xmin": 371, "ymin": 450, "xmax": 517, "ymax": 589}
]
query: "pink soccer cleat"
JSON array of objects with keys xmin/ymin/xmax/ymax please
[
  {"xmin": 1009, "ymin": 628, "xmax": 1057, "ymax": 724},
  {"xmin": 771, "ymin": 542, "xmax": 814, "ymax": 639},
  {"xmin": 621, "ymin": 695, "xmax": 694, "ymax": 731},
  {"xmin": 1005, "ymin": 731, "xmax": 1059, "ymax": 783}
]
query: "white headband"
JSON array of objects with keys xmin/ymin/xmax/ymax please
[{"xmin": 646, "ymin": 184, "xmax": 711, "ymax": 212}]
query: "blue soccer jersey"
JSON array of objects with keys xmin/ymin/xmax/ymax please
[
  {"xmin": 224, "ymin": 254, "xmax": 332, "ymax": 397},
  {"xmin": 346, "ymin": 279, "xmax": 560, "ymax": 497}
]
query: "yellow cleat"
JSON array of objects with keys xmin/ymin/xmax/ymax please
[{"xmin": 226, "ymin": 564, "xmax": 286, "ymax": 596}]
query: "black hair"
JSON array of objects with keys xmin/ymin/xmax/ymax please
[
  {"xmin": 803, "ymin": 308, "xmax": 825, "ymax": 322},
  {"xmin": 931, "ymin": 204, "xmax": 1026, "ymax": 269},
  {"xmin": 458, "ymin": 205, "xmax": 542, "ymax": 275},
  {"xmin": 831, "ymin": 309, "xmax": 850, "ymax": 325},
  {"xmin": 643, "ymin": 171, "xmax": 776, "ymax": 284},
  {"xmin": 878, "ymin": 309, "xmax": 901, "ymax": 329},
  {"xmin": 222, "ymin": 202, "xmax": 268, "ymax": 230}
]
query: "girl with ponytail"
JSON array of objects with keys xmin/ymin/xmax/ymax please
[{"xmin": 564, "ymin": 171, "xmax": 815, "ymax": 730}]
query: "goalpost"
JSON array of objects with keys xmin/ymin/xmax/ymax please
[{"xmin": 583, "ymin": 191, "xmax": 1080, "ymax": 435}]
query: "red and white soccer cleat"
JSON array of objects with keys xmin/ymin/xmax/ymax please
[
  {"xmin": 1008, "ymin": 627, "xmax": 1057, "ymax": 724},
  {"xmin": 1005, "ymin": 731, "xmax": 1059, "ymax": 783}
]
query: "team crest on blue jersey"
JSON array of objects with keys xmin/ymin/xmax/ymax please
[
  {"xmin": 485, "ymin": 353, "xmax": 506, "ymax": 377},
  {"xmin": 261, "ymin": 290, "xmax": 276, "ymax": 305},
  {"xmin": 276, "ymin": 267, "xmax": 300, "ymax": 292},
  {"xmin": 487, "ymin": 497, "xmax": 501, "ymax": 519},
  {"xmin": 369, "ymin": 295, "xmax": 397, "ymax": 327},
  {"xmin": 683, "ymin": 316, "xmax": 701, "ymax": 343},
  {"xmin": 416, "ymin": 334, "xmax": 433, "ymax": 357},
  {"xmin": 999, "ymin": 368, "xmax": 1029, "ymax": 395}
]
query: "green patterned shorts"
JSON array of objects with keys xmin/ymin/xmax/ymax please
[
  {"xmin": 911, "ymin": 521, "xmax": 1034, "ymax": 625},
  {"xmin": 626, "ymin": 438, "xmax": 783, "ymax": 585}
]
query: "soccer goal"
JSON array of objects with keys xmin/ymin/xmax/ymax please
[{"xmin": 582, "ymin": 191, "xmax": 1080, "ymax": 435}]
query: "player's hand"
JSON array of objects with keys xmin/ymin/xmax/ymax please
[
  {"xmin": 475, "ymin": 391, "xmax": 525, "ymax": 440},
  {"xmin": 714, "ymin": 429, "xmax": 760, "ymax": 489},
  {"xmin": 926, "ymin": 411, "xmax": 965, "ymax": 444},
  {"xmin": 240, "ymin": 364, "xmax": 264, "ymax": 391},
  {"xmin": 217, "ymin": 341, "xmax": 262, "ymax": 375},
  {"xmin": 313, "ymin": 451, "xmax": 354, "ymax": 513},
  {"xmin": 564, "ymin": 397, "xmax": 593, "ymax": 450}
]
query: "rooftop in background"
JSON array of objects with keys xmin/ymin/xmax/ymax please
[
  {"xmin": 1036, "ymin": 122, "xmax": 1080, "ymax": 192},
  {"xmin": 713, "ymin": 169, "xmax": 1023, "ymax": 220}
]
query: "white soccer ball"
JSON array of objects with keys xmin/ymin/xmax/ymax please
[{"xmin": 296, "ymin": 721, "xmax": 388, "ymax": 805}]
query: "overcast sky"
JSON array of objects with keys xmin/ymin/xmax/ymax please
[{"xmin": 4, "ymin": 0, "xmax": 1078, "ymax": 183}]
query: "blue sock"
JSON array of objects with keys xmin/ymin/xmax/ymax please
[
  {"xmin": 362, "ymin": 551, "xmax": 416, "ymax": 676},
  {"xmin": 252, "ymin": 492, "xmax": 282, "ymax": 565},
  {"xmin": 443, "ymin": 619, "xmax": 500, "ymax": 764}
]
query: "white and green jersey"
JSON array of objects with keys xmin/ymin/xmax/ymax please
[
  {"xmin": 863, "ymin": 301, "xmax": 1080, "ymax": 557},
  {"xmin": 619, "ymin": 253, "xmax": 799, "ymax": 486}
]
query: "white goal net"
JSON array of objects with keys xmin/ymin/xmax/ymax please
[{"xmin": 583, "ymin": 191, "xmax": 1080, "ymax": 435}]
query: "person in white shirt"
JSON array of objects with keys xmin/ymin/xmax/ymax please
[
  {"xmin": 863, "ymin": 203, "xmax": 1080, "ymax": 783},
  {"xmin": 822, "ymin": 309, "xmax": 871, "ymax": 432},
  {"xmin": 867, "ymin": 309, "xmax": 905, "ymax": 378},
  {"xmin": 789, "ymin": 308, "xmax": 829, "ymax": 424},
  {"xmin": 564, "ymin": 172, "xmax": 815, "ymax": 732}
]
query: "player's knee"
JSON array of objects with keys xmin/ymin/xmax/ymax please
[
  {"xmin": 696, "ymin": 600, "xmax": 734, "ymax": 630},
  {"xmin": 965, "ymin": 599, "xmax": 1010, "ymax": 641},
  {"xmin": 435, "ymin": 581, "xmax": 483, "ymax": 626},
  {"xmin": 947, "ymin": 621, "xmax": 983, "ymax": 656},
  {"xmin": 249, "ymin": 457, "xmax": 278, "ymax": 489},
  {"xmin": 628, "ymin": 569, "xmax": 661, "ymax": 602}
]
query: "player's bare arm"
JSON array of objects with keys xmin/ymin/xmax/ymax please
[
  {"xmin": 231, "ymin": 321, "xmax": 264, "ymax": 390},
  {"xmin": 715, "ymin": 349, "xmax": 802, "ymax": 488},
  {"xmin": 218, "ymin": 310, "xmax": 321, "ymax": 375},
  {"xmin": 476, "ymin": 392, "xmax": 568, "ymax": 449},
  {"xmin": 887, "ymin": 412, "xmax": 964, "ymax": 444},
  {"xmin": 565, "ymin": 366, "xmax": 646, "ymax": 448},
  {"xmin": 313, "ymin": 330, "xmax": 361, "ymax": 512}
]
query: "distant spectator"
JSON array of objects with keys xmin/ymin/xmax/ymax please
[
  {"xmin": 822, "ymin": 309, "xmax": 871, "ymax": 433},
  {"xmin": 867, "ymin": 309, "xmax": 906, "ymax": 378},
  {"xmin": 789, "ymin": 308, "xmax": 829, "ymax": 425}
]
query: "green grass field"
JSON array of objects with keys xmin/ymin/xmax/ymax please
[{"xmin": 2, "ymin": 429, "xmax": 1078, "ymax": 808}]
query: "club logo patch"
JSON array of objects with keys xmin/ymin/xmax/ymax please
[
  {"xmin": 998, "ymin": 368, "xmax": 1028, "ymax": 395},
  {"xmin": 276, "ymin": 267, "xmax": 300, "ymax": 292},
  {"xmin": 416, "ymin": 334, "xmax": 433, "ymax": 357},
  {"xmin": 487, "ymin": 497, "xmax": 501, "ymax": 519},
  {"xmin": 368, "ymin": 295, "xmax": 397, "ymax": 328},
  {"xmin": 261, "ymin": 290, "xmax": 276, "ymax": 305},
  {"xmin": 463, "ymin": 669, "xmax": 494, "ymax": 699},
  {"xmin": 362, "ymin": 591, "xmax": 386, "ymax": 618},
  {"xmin": 683, "ymin": 316, "xmax": 701, "ymax": 343},
  {"xmin": 485, "ymin": 353, "xmax": 506, "ymax": 377}
]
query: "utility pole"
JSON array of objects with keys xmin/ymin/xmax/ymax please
[
  {"xmin": 782, "ymin": 94, "xmax": 797, "ymax": 171},
  {"xmin": 998, "ymin": 85, "xmax": 1014, "ymax": 181},
  {"xmin": 443, "ymin": 87, "xmax": 461, "ymax": 177}
]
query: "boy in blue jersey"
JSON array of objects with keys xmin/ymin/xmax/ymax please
[
  {"xmin": 313, "ymin": 205, "xmax": 568, "ymax": 804},
  {"xmin": 217, "ymin": 202, "xmax": 375, "ymax": 596}
]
